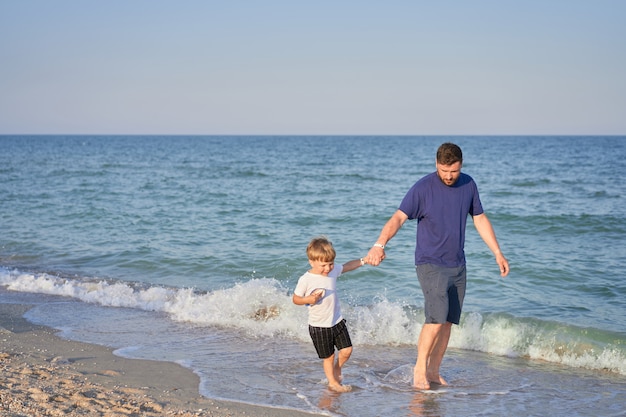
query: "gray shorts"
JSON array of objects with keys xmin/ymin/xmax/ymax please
[{"xmin": 416, "ymin": 264, "xmax": 466, "ymax": 325}]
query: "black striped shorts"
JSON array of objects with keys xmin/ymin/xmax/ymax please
[{"xmin": 308, "ymin": 319, "xmax": 352, "ymax": 359}]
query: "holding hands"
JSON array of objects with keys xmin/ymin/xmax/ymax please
[{"xmin": 364, "ymin": 243, "xmax": 386, "ymax": 266}]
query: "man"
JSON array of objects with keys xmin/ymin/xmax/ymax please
[{"xmin": 365, "ymin": 142, "xmax": 509, "ymax": 390}]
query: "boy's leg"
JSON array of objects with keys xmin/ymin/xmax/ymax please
[
  {"xmin": 322, "ymin": 353, "xmax": 337, "ymax": 385},
  {"xmin": 334, "ymin": 346, "xmax": 352, "ymax": 382},
  {"xmin": 313, "ymin": 320, "xmax": 353, "ymax": 392},
  {"xmin": 332, "ymin": 319, "xmax": 353, "ymax": 384},
  {"xmin": 323, "ymin": 353, "xmax": 350, "ymax": 392}
]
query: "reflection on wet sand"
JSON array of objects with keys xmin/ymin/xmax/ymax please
[{"xmin": 408, "ymin": 390, "xmax": 443, "ymax": 417}]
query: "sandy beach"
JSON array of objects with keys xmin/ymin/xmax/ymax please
[{"xmin": 0, "ymin": 303, "xmax": 319, "ymax": 417}]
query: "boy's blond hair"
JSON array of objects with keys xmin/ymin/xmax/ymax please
[{"xmin": 306, "ymin": 236, "xmax": 336, "ymax": 262}]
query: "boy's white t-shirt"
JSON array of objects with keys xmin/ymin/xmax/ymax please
[{"xmin": 294, "ymin": 265, "xmax": 344, "ymax": 328}]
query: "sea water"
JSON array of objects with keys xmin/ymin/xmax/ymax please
[{"xmin": 1, "ymin": 135, "xmax": 625, "ymax": 416}]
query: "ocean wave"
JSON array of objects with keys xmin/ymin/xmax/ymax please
[{"xmin": 1, "ymin": 267, "xmax": 624, "ymax": 375}]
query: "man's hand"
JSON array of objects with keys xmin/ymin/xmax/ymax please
[
  {"xmin": 365, "ymin": 245, "xmax": 385, "ymax": 266},
  {"xmin": 496, "ymin": 252, "xmax": 509, "ymax": 277}
]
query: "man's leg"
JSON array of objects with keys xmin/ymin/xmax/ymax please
[
  {"xmin": 414, "ymin": 321, "xmax": 451, "ymax": 389},
  {"xmin": 426, "ymin": 322, "xmax": 451, "ymax": 385},
  {"xmin": 414, "ymin": 323, "xmax": 442, "ymax": 389},
  {"xmin": 414, "ymin": 264, "xmax": 460, "ymax": 389}
]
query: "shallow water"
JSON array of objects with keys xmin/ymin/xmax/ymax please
[{"xmin": 2, "ymin": 135, "xmax": 626, "ymax": 416}]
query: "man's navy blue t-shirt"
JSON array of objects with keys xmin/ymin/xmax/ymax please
[{"xmin": 398, "ymin": 172, "xmax": 484, "ymax": 268}]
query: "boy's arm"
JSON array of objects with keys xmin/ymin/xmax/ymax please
[
  {"xmin": 292, "ymin": 292, "xmax": 322, "ymax": 305},
  {"xmin": 342, "ymin": 258, "xmax": 366, "ymax": 273}
]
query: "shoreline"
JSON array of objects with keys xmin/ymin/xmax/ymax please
[{"xmin": 0, "ymin": 303, "xmax": 320, "ymax": 417}]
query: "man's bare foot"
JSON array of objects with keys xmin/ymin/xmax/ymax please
[
  {"xmin": 413, "ymin": 379, "xmax": 431, "ymax": 390},
  {"xmin": 413, "ymin": 368, "xmax": 430, "ymax": 390},
  {"xmin": 427, "ymin": 374, "xmax": 448, "ymax": 386},
  {"xmin": 328, "ymin": 384, "xmax": 352, "ymax": 393}
]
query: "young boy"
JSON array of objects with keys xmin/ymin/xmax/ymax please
[{"xmin": 292, "ymin": 236, "xmax": 366, "ymax": 393}]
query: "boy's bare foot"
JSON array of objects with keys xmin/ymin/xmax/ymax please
[{"xmin": 328, "ymin": 384, "xmax": 352, "ymax": 393}]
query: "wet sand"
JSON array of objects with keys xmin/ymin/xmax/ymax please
[{"xmin": 0, "ymin": 303, "xmax": 319, "ymax": 417}]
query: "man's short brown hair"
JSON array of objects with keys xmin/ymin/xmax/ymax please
[{"xmin": 436, "ymin": 142, "xmax": 463, "ymax": 165}]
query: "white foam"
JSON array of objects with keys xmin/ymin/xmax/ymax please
[{"xmin": 1, "ymin": 267, "xmax": 624, "ymax": 375}]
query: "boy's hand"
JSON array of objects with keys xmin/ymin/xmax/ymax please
[{"xmin": 310, "ymin": 288, "xmax": 325, "ymax": 304}]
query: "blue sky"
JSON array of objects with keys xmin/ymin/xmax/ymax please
[{"xmin": 1, "ymin": 1, "xmax": 625, "ymax": 135}]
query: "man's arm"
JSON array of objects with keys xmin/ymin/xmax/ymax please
[
  {"xmin": 365, "ymin": 209, "xmax": 408, "ymax": 266},
  {"xmin": 473, "ymin": 213, "xmax": 509, "ymax": 277}
]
